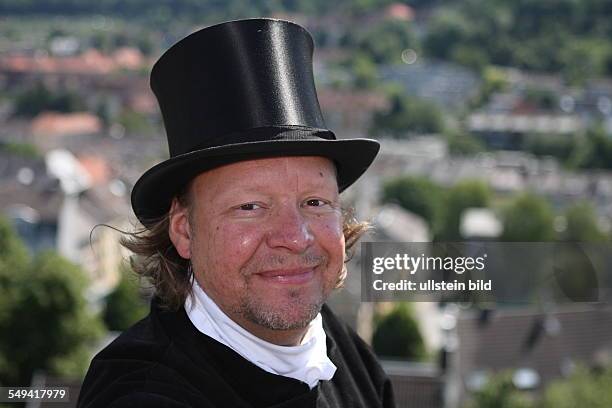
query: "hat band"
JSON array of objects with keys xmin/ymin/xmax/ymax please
[{"xmin": 174, "ymin": 126, "xmax": 336, "ymax": 157}]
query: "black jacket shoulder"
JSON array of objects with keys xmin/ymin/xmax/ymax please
[{"xmin": 77, "ymin": 300, "xmax": 395, "ymax": 408}]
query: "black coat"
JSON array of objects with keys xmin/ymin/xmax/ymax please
[{"xmin": 77, "ymin": 297, "xmax": 396, "ymax": 408}]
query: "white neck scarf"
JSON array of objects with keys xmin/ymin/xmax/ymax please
[{"xmin": 184, "ymin": 277, "xmax": 337, "ymax": 389}]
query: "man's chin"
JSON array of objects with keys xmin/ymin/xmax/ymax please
[{"xmin": 240, "ymin": 297, "xmax": 325, "ymax": 331}]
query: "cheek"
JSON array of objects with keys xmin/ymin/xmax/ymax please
[
  {"xmin": 315, "ymin": 217, "xmax": 345, "ymax": 263},
  {"xmin": 199, "ymin": 222, "xmax": 263, "ymax": 282},
  {"xmin": 220, "ymin": 224, "xmax": 262, "ymax": 266}
]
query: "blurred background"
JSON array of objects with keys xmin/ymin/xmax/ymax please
[{"xmin": 1, "ymin": 1, "xmax": 612, "ymax": 407}]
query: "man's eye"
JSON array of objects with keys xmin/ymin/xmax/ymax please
[
  {"xmin": 305, "ymin": 199, "xmax": 327, "ymax": 207},
  {"xmin": 238, "ymin": 203, "xmax": 261, "ymax": 211}
]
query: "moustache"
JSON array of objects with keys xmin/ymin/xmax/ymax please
[{"xmin": 242, "ymin": 252, "xmax": 328, "ymax": 276}]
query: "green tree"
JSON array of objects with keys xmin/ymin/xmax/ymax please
[
  {"xmin": 522, "ymin": 133, "xmax": 580, "ymax": 165},
  {"xmin": 0, "ymin": 216, "xmax": 29, "ymax": 271},
  {"xmin": 0, "ymin": 217, "xmax": 29, "ymax": 378},
  {"xmin": 437, "ymin": 179, "xmax": 492, "ymax": 240},
  {"xmin": 421, "ymin": 0, "xmax": 612, "ymax": 80},
  {"xmin": 103, "ymin": 265, "xmax": 149, "ymax": 332},
  {"xmin": 355, "ymin": 19, "xmax": 417, "ymax": 65},
  {"xmin": 370, "ymin": 91, "xmax": 444, "ymax": 137},
  {"xmin": 342, "ymin": 52, "xmax": 378, "ymax": 89},
  {"xmin": 469, "ymin": 66, "xmax": 508, "ymax": 110},
  {"xmin": 136, "ymin": 33, "xmax": 155, "ymax": 55},
  {"xmin": 501, "ymin": 193, "xmax": 555, "ymax": 242},
  {"xmin": 0, "ymin": 219, "xmax": 104, "ymax": 385},
  {"xmin": 450, "ymin": 44, "xmax": 489, "ymax": 73},
  {"xmin": 541, "ymin": 365, "xmax": 612, "ymax": 408},
  {"xmin": 13, "ymin": 83, "xmax": 85, "ymax": 118},
  {"xmin": 1, "ymin": 142, "xmax": 41, "ymax": 158},
  {"xmin": 372, "ymin": 303, "xmax": 426, "ymax": 360},
  {"xmin": 523, "ymin": 88, "xmax": 558, "ymax": 110},
  {"xmin": 382, "ymin": 175, "xmax": 446, "ymax": 233},
  {"xmin": 348, "ymin": 0, "xmax": 395, "ymax": 15},
  {"xmin": 571, "ymin": 126, "xmax": 612, "ymax": 170},
  {"xmin": 560, "ymin": 38, "xmax": 610, "ymax": 85},
  {"xmin": 117, "ymin": 109, "xmax": 152, "ymax": 134},
  {"xmin": 445, "ymin": 130, "xmax": 486, "ymax": 156},
  {"xmin": 561, "ymin": 202, "xmax": 608, "ymax": 242},
  {"xmin": 464, "ymin": 371, "xmax": 533, "ymax": 408},
  {"xmin": 424, "ymin": 8, "xmax": 472, "ymax": 60}
]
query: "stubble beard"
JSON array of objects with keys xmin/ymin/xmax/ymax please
[
  {"xmin": 237, "ymin": 283, "xmax": 328, "ymax": 331},
  {"xmin": 235, "ymin": 253, "xmax": 334, "ymax": 331}
]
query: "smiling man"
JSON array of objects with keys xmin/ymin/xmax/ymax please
[{"xmin": 77, "ymin": 18, "xmax": 395, "ymax": 408}]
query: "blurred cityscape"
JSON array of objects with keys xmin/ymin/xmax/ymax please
[{"xmin": 1, "ymin": 1, "xmax": 612, "ymax": 407}]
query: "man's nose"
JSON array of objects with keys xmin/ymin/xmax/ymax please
[{"xmin": 266, "ymin": 204, "xmax": 314, "ymax": 253}]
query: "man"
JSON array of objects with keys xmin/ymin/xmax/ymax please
[{"xmin": 78, "ymin": 18, "xmax": 395, "ymax": 407}]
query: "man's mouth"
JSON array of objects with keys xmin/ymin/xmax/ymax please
[{"xmin": 256, "ymin": 268, "xmax": 316, "ymax": 284}]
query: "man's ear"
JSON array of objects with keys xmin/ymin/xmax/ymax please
[{"xmin": 168, "ymin": 197, "xmax": 192, "ymax": 259}]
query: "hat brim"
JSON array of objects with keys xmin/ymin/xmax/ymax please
[{"xmin": 131, "ymin": 138, "xmax": 379, "ymax": 226}]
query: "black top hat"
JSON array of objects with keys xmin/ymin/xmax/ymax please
[{"xmin": 131, "ymin": 18, "xmax": 380, "ymax": 226}]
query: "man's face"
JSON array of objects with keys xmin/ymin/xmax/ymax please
[{"xmin": 184, "ymin": 156, "xmax": 344, "ymax": 338}]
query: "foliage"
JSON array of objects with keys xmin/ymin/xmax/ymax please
[
  {"xmin": 501, "ymin": 193, "xmax": 555, "ymax": 242},
  {"xmin": 0, "ymin": 0, "xmax": 348, "ymax": 19},
  {"xmin": 0, "ymin": 142, "xmax": 41, "ymax": 158},
  {"xmin": 117, "ymin": 109, "xmax": 152, "ymax": 134},
  {"xmin": 450, "ymin": 44, "xmax": 490, "ymax": 73},
  {"xmin": 437, "ymin": 179, "xmax": 492, "ymax": 240},
  {"xmin": 342, "ymin": 19, "xmax": 417, "ymax": 66},
  {"xmin": 337, "ymin": 19, "xmax": 418, "ymax": 88},
  {"xmin": 370, "ymin": 91, "xmax": 445, "ymax": 137},
  {"xmin": 0, "ymin": 218, "xmax": 104, "ymax": 386},
  {"xmin": 572, "ymin": 126, "xmax": 612, "ymax": 170},
  {"xmin": 103, "ymin": 264, "xmax": 149, "ymax": 332},
  {"xmin": 523, "ymin": 88, "xmax": 558, "ymax": 111},
  {"xmin": 468, "ymin": 66, "xmax": 508, "ymax": 109},
  {"xmin": 1, "ymin": 0, "xmax": 611, "ymax": 83},
  {"xmin": 0, "ymin": 217, "xmax": 29, "ymax": 356},
  {"xmin": 560, "ymin": 202, "xmax": 608, "ymax": 242},
  {"xmin": 445, "ymin": 129, "xmax": 486, "ymax": 156},
  {"xmin": 424, "ymin": 8, "xmax": 473, "ymax": 61},
  {"xmin": 348, "ymin": 0, "xmax": 395, "ymax": 15},
  {"xmin": 0, "ymin": 0, "xmax": 441, "ymax": 20},
  {"xmin": 339, "ymin": 53, "xmax": 378, "ymax": 89},
  {"xmin": 372, "ymin": 303, "xmax": 426, "ymax": 360},
  {"xmin": 381, "ymin": 176, "xmax": 493, "ymax": 239},
  {"xmin": 464, "ymin": 365, "xmax": 612, "ymax": 408},
  {"xmin": 463, "ymin": 371, "xmax": 533, "ymax": 408},
  {"xmin": 381, "ymin": 174, "xmax": 606, "ymax": 243},
  {"xmin": 522, "ymin": 127, "xmax": 612, "ymax": 171},
  {"xmin": 0, "ymin": 216, "xmax": 29, "ymax": 269},
  {"xmin": 540, "ymin": 364, "xmax": 612, "ymax": 408},
  {"xmin": 423, "ymin": 0, "xmax": 612, "ymax": 81},
  {"xmin": 382, "ymin": 175, "xmax": 446, "ymax": 233},
  {"xmin": 522, "ymin": 133, "xmax": 580, "ymax": 165},
  {"xmin": 13, "ymin": 83, "xmax": 85, "ymax": 118}
]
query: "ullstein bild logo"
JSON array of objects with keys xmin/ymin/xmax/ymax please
[
  {"xmin": 371, "ymin": 278, "xmax": 492, "ymax": 292},
  {"xmin": 369, "ymin": 252, "xmax": 491, "ymax": 293}
]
